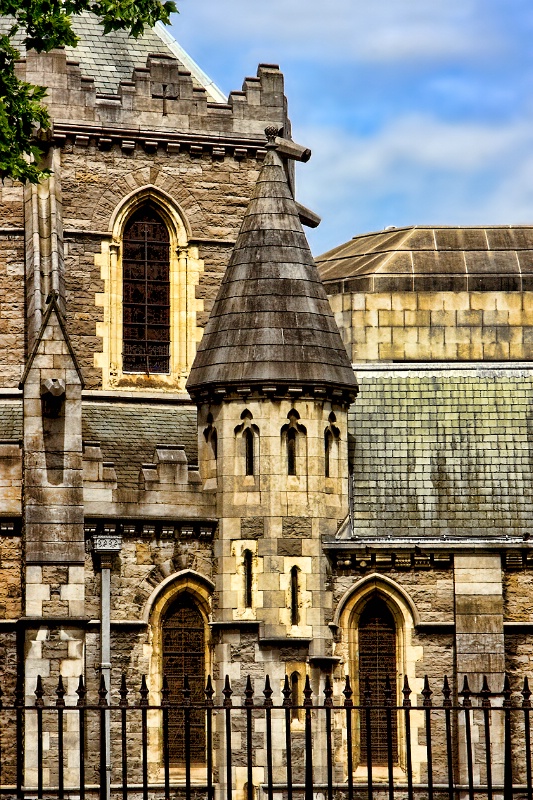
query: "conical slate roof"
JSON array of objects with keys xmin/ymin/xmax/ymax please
[{"xmin": 187, "ymin": 138, "xmax": 358, "ymax": 400}]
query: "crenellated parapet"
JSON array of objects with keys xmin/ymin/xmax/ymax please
[
  {"xmin": 18, "ymin": 48, "xmax": 287, "ymax": 148},
  {"xmin": 82, "ymin": 441, "xmax": 215, "ymax": 519},
  {"xmin": 139, "ymin": 444, "xmax": 201, "ymax": 488}
]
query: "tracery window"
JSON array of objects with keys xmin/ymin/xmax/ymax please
[
  {"xmin": 162, "ymin": 596, "xmax": 206, "ymax": 764},
  {"xmin": 122, "ymin": 205, "xmax": 170, "ymax": 374},
  {"xmin": 358, "ymin": 596, "xmax": 398, "ymax": 764}
]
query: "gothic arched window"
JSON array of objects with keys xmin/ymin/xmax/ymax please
[
  {"xmin": 122, "ymin": 205, "xmax": 170, "ymax": 374},
  {"xmin": 162, "ymin": 596, "xmax": 206, "ymax": 764},
  {"xmin": 358, "ymin": 596, "xmax": 398, "ymax": 764}
]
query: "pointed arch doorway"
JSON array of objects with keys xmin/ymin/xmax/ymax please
[{"xmin": 162, "ymin": 596, "xmax": 206, "ymax": 764}]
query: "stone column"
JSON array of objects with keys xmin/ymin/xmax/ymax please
[{"xmin": 454, "ymin": 553, "xmax": 505, "ymax": 787}]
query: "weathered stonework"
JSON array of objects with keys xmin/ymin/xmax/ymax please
[{"xmin": 2, "ymin": 10, "xmax": 533, "ymax": 796}]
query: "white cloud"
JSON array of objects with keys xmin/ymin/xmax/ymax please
[
  {"xmin": 295, "ymin": 113, "xmax": 533, "ymax": 252},
  {"xmin": 175, "ymin": 0, "xmax": 502, "ymax": 65}
]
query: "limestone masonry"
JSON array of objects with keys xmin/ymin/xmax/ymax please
[{"xmin": 0, "ymin": 10, "xmax": 531, "ymax": 792}]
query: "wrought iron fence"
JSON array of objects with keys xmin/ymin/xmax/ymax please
[{"xmin": 0, "ymin": 672, "xmax": 532, "ymax": 800}]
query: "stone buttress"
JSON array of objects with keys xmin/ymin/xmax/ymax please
[{"xmin": 20, "ymin": 293, "xmax": 85, "ymax": 787}]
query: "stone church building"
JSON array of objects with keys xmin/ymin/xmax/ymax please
[{"xmin": 0, "ymin": 9, "xmax": 533, "ymax": 793}]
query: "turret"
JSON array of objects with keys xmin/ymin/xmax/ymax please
[{"xmin": 187, "ymin": 128, "xmax": 357, "ymax": 685}]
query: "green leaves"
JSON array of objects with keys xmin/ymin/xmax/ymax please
[
  {"xmin": 0, "ymin": 0, "xmax": 178, "ymax": 183},
  {"xmin": 0, "ymin": 33, "xmax": 50, "ymax": 183}
]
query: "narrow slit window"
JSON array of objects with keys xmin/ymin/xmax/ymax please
[
  {"xmin": 243, "ymin": 549, "xmax": 253, "ymax": 608},
  {"xmin": 291, "ymin": 671, "xmax": 300, "ymax": 720},
  {"xmin": 211, "ymin": 429, "xmax": 218, "ymax": 461},
  {"xmin": 324, "ymin": 429, "xmax": 333, "ymax": 478},
  {"xmin": 287, "ymin": 428, "xmax": 297, "ymax": 476},
  {"xmin": 290, "ymin": 566, "xmax": 299, "ymax": 625},
  {"xmin": 122, "ymin": 205, "xmax": 170, "ymax": 374},
  {"xmin": 244, "ymin": 429, "xmax": 254, "ymax": 476}
]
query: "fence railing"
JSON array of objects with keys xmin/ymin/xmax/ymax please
[{"xmin": 0, "ymin": 672, "xmax": 531, "ymax": 800}]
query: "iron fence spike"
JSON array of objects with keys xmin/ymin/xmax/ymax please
[
  {"xmin": 76, "ymin": 674, "xmax": 86, "ymax": 707},
  {"xmin": 523, "ymin": 676, "xmax": 532, "ymax": 708},
  {"xmin": 139, "ymin": 674, "xmax": 149, "ymax": 707},
  {"xmin": 55, "ymin": 675, "xmax": 66, "ymax": 708},
  {"xmin": 244, "ymin": 675, "xmax": 254, "ymax": 707},
  {"xmin": 98, "ymin": 673, "xmax": 108, "ymax": 707},
  {"xmin": 303, "ymin": 674, "xmax": 313, "ymax": 707},
  {"xmin": 402, "ymin": 675, "xmax": 412, "ymax": 707},
  {"xmin": 282, "ymin": 674, "xmax": 291, "ymax": 707},
  {"xmin": 35, "ymin": 674, "xmax": 45, "ymax": 708},
  {"xmin": 119, "ymin": 673, "xmax": 129, "ymax": 707}
]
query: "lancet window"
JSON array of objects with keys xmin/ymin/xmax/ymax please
[
  {"xmin": 162, "ymin": 596, "xmax": 206, "ymax": 764},
  {"xmin": 358, "ymin": 596, "xmax": 398, "ymax": 764},
  {"xmin": 122, "ymin": 205, "xmax": 171, "ymax": 374}
]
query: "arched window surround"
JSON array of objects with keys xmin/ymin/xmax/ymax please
[
  {"xmin": 334, "ymin": 575, "xmax": 424, "ymax": 781},
  {"xmin": 145, "ymin": 570, "xmax": 212, "ymax": 778},
  {"xmin": 234, "ymin": 410, "xmax": 260, "ymax": 483},
  {"xmin": 281, "ymin": 410, "xmax": 307, "ymax": 479},
  {"xmin": 324, "ymin": 412, "xmax": 341, "ymax": 479},
  {"xmin": 231, "ymin": 540, "xmax": 258, "ymax": 620},
  {"xmin": 97, "ymin": 185, "xmax": 204, "ymax": 391},
  {"xmin": 202, "ymin": 413, "xmax": 218, "ymax": 483}
]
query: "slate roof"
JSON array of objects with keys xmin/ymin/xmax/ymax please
[
  {"xmin": 0, "ymin": 402, "xmax": 22, "ymax": 440},
  {"xmin": 317, "ymin": 225, "xmax": 533, "ymax": 293},
  {"xmin": 186, "ymin": 142, "xmax": 358, "ymax": 399},
  {"xmin": 82, "ymin": 403, "xmax": 197, "ymax": 487},
  {"xmin": 1, "ymin": 12, "xmax": 225, "ymax": 99},
  {"xmin": 346, "ymin": 366, "xmax": 533, "ymax": 541}
]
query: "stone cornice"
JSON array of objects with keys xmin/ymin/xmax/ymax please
[{"xmin": 49, "ymin": 121, "xmax": 270, "ymax": 162}]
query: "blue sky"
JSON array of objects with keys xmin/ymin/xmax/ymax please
[{"xmin": 169, "ymin": 0, "xmax": 533, "ymax": 256}]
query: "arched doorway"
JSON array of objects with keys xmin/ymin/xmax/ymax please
[
  {"xmin": 162, "ymin": 596, "xmax": 206, "ymax": 764},
  {"xmin": 358, "ymin": 595, "xmax": 398, "ymax": 764}
]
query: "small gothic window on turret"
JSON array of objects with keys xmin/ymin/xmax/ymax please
[
  {"xmin": 243, "ymin": 549, "xmax": 253, "ymax": 608},
  {"xmin": 287, "ymin": 428, "xmax": 297, "ymax": 476},
  {"xmin": 290, "ymin": 565, "xmax": 300, "ymax": 625},
  {"xmin": 324, "ymin": 429, "xmax": 333, "ymax": 478},
  {"xmin": 244, "ymin": 428, "xmax": 254, "ymax": 476},
  {"xmin": 122, "ymin": 205, "xmax": 170, "ymax": 374}
]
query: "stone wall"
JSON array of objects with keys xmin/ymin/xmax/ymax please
[
  {"xmin": 0, "ymin": 181, "xmax": 26, "ymax": 387},
  {"xmin": 329, "ymin": 290, "xmax": 533, "ymax": 363}
]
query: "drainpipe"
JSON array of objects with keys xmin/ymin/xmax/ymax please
[{"xmin": 92, "ymin": 527, "xmax": 122, "ymax": 800}]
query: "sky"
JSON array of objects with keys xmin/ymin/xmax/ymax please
[{"xmin": 169, "ymin": 0, "xmax": 533, "ymax": 256}]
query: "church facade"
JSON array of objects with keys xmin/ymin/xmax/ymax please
[{"xmin": 0, "ymin": 11, "xmax": 532, "ymax": 794}]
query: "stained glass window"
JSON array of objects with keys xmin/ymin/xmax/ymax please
[
  {"xmin": 122, "ymin": 205, "xmax": 170, "ymax": 374},
  {"xmin": 358, "ymin": 596, "xmax": 398, "ymax": 764},
  {"xmin": 162, "ymin": 597, "xmax": 206, "ymax": 764}
]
